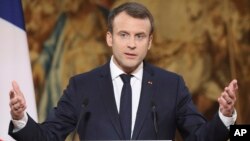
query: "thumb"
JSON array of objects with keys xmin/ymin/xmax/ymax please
[{"xmin": 12, "ymin": 80, "xmax": 22, "ymax": 96}]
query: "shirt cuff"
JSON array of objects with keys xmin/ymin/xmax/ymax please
[
  {"xmin": 11, "ymin": 113, "xmax": 28, "ymax": 133},
  {"xmin": 218, "ymin": 109, "xmax": 237, "ymax": 129}
]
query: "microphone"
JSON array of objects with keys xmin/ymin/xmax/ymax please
[
  {"xmin": 151, "ymin": 101, "xmax": 158, "ymax": 137},
  {"xmin": 72, "ymin": 98, "xmax": 89, "ymax": 141}
]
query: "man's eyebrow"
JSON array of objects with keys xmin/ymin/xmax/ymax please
[
  {"xmin": 134, "ymin": 32, "xmax": 148, "ymax": 37},
  {"xmin": 117, "ymin": 30, "xmax": 129, "ymax": 34},
  {"xmin": 135, "ymin": 32, "xmax": 146, "ymax": 35}
]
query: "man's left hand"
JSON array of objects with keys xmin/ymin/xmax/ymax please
[{"xmin": 218, "ymin": 79, "xmax": 238, "ymax": 117}]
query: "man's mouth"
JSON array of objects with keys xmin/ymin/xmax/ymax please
[{"xmin": 124, "ymin": 53, "xmax": 136, "ymax": 58}]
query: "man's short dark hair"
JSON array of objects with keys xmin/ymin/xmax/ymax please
[{"xmin": 108, "ymin": 2, "xmax": 154, "ymax": 35}]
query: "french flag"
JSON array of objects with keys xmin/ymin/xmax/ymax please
[{"xmin": 0, "ymin": 0, "xmax": 37, "ymax": 140}]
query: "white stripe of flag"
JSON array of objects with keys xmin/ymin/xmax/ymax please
[{"xmin": 0, "ymin": 0, "xmax": 38, "ymax": 140}]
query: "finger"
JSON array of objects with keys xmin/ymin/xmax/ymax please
[
  {"xmin": 9, "ymin": 97, "xmax": 23, "ymax": 112},
  {"xmin": 231, "ymin": 79, "xmax": 238, "ymax": 88},
  {"xmin": 9, "ymin": 94, "xmax": 19, "ymax": 106},
  {"xmin": 218, "ymin": 97, "xmax": 232, "ymax": 111},
  {"xmin": 12, "ymin": 106, "xmax": 25, "ymax": 117},
  {"xmin": 221, "ymin": 93, "xmax": 234, "ymax": 109},
  {"xmin": 9, "ymin": 90, "xmax": 17, "ymax": 105},
  {"xmin": 9, "ymin": 90, "xmax": 15, "ymax": 99},
  {"xmin": 11, "ymin": 103, "xmax": 26, "ymax": 114},
  {"xmin": 11, "ymin": 96, "xmax": 26, "ymax": 108},
  {"xmin": 218, "ymin": 96, "xmax": 227, "ymax": 106},
  {"xmin": 225, "ymin": 87, "xmax": 236, "ymax": 101},
  {"xmin": 12, "ymin": 81, "xmax": 22, "ymax": 96},
  {"xmin": 19, "ymin": 100, "xmax": 26, "ymax": 108},
  {"xmin": 15, "ymin": 108, "xmax": 24, "ymax": 114},
  {"xmin": 17, "ymin": 104, "xmax": 26, "ymax": 111},
  {"xmin": 222, "ymin": 90, "xmax": 235, "ymax": 105},
  {"xmin": 14, "ymin": 106, "xmax": 23, "ymax": 113},
  {"xmin": 229, "ymin": 79, "xmax": 238, "ymax": 93},
  {"xmin": 13, "ymin": 102, "xmax": 21, "ymax": 110},
  {"xmin": 222, "ymin": 91, "xmax": 230, "ymax": 100}
]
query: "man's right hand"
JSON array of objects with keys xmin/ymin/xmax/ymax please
[{"xmin": 9, "ymin": 81, "xmax": 27, "ymax": 120}]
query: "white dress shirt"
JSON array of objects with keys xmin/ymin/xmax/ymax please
[{"xmin": 110, "ymin": 56, "xmax": 143, "ymax": 136}]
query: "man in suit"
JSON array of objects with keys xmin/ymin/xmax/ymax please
[{"xmin": 9, "ymin": 2, "xmax": 238, "ymax": 141}]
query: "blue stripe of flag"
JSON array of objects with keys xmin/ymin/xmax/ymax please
[{"xmin": 0, "ymin": 0, "xmax": 25, "ymax": 30}]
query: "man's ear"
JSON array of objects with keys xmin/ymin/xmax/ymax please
[
  {"xmin": 106, "ymin": 31, "xmax": 113, "ymax": 47},
  {"xmin": 148, "ymin": 35, "xmax": 153, "ymax": 50}
]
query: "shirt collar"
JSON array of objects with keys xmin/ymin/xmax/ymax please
[{"xmin": 110, "ymin": 56, "xmax": 143, "ymax": 81}]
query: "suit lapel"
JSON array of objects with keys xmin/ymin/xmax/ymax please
[
  {"xmin": 132, "ymin": 63, "xmax": 156, "ymax": 139},
  {"xmin": 98, "ymin": 63, "xmax": 124, "ymax": 139}
]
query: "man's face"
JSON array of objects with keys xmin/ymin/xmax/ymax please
[{"xmin": 106, "ymin": 11, "xmax": 152, "ymax": 73}]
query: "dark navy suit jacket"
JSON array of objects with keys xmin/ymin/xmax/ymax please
[{"xmin": 9, "ymin": 61, "xmax": 229, "ymax": 141}]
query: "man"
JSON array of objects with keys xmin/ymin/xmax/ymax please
[{"xmin": 9, "ymin": 2, "xmax": 238, "ymax": 141}]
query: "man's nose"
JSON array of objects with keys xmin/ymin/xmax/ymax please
[{"xmin": 127, "ymin": 37, "xmax": 136, "ymax": 49}]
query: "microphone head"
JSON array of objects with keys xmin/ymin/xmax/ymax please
[
  {"xmin": 82, "ymin": 98, "xmax": 89, "ymax": 107},
  {"xmin": 151, "ymin": 101, "xmax": 156, "ymax": 108}
]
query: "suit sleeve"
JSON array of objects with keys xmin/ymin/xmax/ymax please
[
  {"xmin": 9, "ymin": 77, "xmax": 79, "ymax": 141},
  {"xmin": 176, "ymin": 76, "xmax": 229, "ymax": 141}
]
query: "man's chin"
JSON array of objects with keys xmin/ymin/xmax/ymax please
[{"xmin": 124, "ymin": 63, "xmax": 140, "ymax": 72}]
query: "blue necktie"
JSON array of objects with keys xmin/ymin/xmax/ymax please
[{"xmin": 120, "ymin": 74, "xmax": 132, "ymax": 140}]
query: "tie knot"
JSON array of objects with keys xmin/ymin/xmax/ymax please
[{"xmin": 120, "ymin": 74, "xmax": 132, "ymax": 84}]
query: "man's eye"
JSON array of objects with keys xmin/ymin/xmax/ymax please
[
  {"xmin": 120, "ymin": 33, "xmax": 129, "ymax": 38},
  {"xmin": 136, "ymin": 34, "xmax": 145, "ymax": 40}
]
